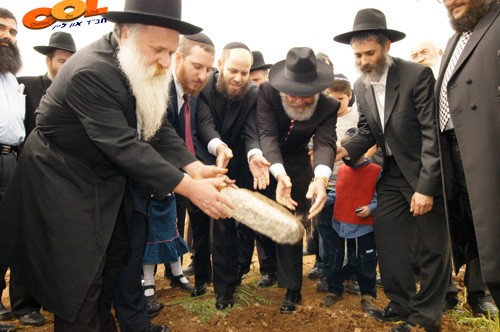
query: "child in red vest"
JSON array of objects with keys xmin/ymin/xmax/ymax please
[{"xmin": 322, "ymin": 129, "xmax": 381, "ymax": 315}]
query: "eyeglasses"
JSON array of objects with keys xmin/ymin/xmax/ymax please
[{"xmin": 410, "ymin": 48, "xmax": 430, "ymax": 61}]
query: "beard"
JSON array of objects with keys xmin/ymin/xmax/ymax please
[
  {"xmin": 176, "ymin": 62, "xmax": 204, "ymax": 96},
  {"xmin": 356, "ymin": 50, "xmax": 393, "ymax": 85},
  {"xmin": 0, "ymin": 38, "xmax": 22, "ymax": 74},
  {"xmin": 117, "ymin": 31, "xmax": 170, "ymax": 142},
  {"xmin": 448, "ymin": 0, "xmax": 491, "ymax": 33},
  {"xmin": 280, "ymin": 93, "xmax": 319, "ymax": 122},
  {"xmin": 216, "ymin": 70, "xmax": 249, "ymax": 100}
]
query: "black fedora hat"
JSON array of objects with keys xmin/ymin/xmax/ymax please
[
  {"xmin": 104, "ymin": 0, "xmax": 201, "ymax": 35},
  {"xmin": 33, "ymin": 32, "xmax": 76, "ymax": 55},
  {"xmin": 269, "ymin": 47, "xmax": 334, "ymax": 97},
  {"xmin": 251, "ymin": 51, "xmax": 272, "ymax": 72},
  {"xmin": 334, "ymin": 8, "xmax": 405, "ymax": 44}
]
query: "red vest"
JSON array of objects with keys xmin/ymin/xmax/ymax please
[{"xmin": 333, "ymin": 162, "xmax": 381, "ymax": 225}]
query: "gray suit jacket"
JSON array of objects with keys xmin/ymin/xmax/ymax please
[{"xmin": 435, "ymin": 2, "xmax": 500, "ymax": 283}]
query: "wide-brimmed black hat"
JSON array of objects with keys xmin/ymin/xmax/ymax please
[
  {"xmin": 33, "ymin": 32, "xmax": 76, "ymax": 55},
  {"xmin": 251, "ymin": 51, "xmax": 272, "ymax": 72},
  {"xmin": 104, "ymin": 0, "xmax": 201, "ymax": 35},
  {"xmin": 334, "ymin": 8, "xmax": 405, "ymax": 44},
  {"xmin": 269, "ymin": 47, "xmax": 334, "ymax": 96}
]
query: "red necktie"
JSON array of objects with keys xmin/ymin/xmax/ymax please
[
  {"xmin": 183, "ymin": 94, "xmax": 195, "ymax": 155},
  {"xmin": 285, "ymin": 119, "xmax": 296, "ymax": 142}
]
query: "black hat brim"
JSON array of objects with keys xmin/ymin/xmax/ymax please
[
  {"xmin": 33, "ymin": 45, "xmax": 75, "ymax": 55},
  {"xmin": 251, "ymin": 63, "xmax": 272, "ymax": 71},
  {"xmin": 334, "ymin": 28, "xmax": 405, "ymax": 44},
  {"xmin": 104, "ymin": 11, "xmax": 202, "ymax": 35},
  {"xmin": 269, "ymin": 60, "xmax": 334, "ymax": 97}
]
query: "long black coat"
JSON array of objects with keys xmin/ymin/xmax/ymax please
[
  {"xmin": 0, "ymin": 33, "xmax": 195, "ymax": 322},
  {"xmin": 436, "ymin": 2, "xmax": 500, "ymax": 283}
]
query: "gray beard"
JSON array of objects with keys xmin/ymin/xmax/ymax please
[
  {"xmin": 280, "ymin": 93, "xmax": 319, "ymax": 122},
  {"xmin": 357, "ymin": 52, "xmax": 394, "ymax": 86}
]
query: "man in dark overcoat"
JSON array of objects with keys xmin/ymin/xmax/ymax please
[
  {"xmin": 257, "ymin": 47, "xmax": 338, "ymax": 314},
  {"xmin": 436, "ymin": 0, "xmax": 500, "ymax": 309},
  {"xmin": 17, "ymin": 31, "xmax": 76, "ymax": 136},
  {"xmin": 334, "ymin": 8, "xmax": 451, "ymax": 332},
  {"xmin": 0, "ymin": 1, "xmax": 233, "ymax": 331}
]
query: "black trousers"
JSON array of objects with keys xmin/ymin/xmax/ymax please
[
  {"xmin": 212, "ymin": 218, "xmax": 239, "ymax": 294},
  {"xmin": 487, "ymin": 283, "xmax": 500, "ymax": 306},
  {"xmin": 54, "ymin": 211, "xmax": 128, "ymax": 332},
  {"xmin": 176, "ymin": 195, "xmax": 212, "ymax": 286},
  {"xmin": 114, "ymin": 210, "xmax": 149, "ymax": 332},
  {"xmin": 375, "ymin": 157, "xmax": 451, "ymax": 331},
  {"xmin": 1, "ymin": 152, "xmax": 42, "ymax": 316},
  {"xmin": 236, "ymin": 222, "xmax": 277, "ymax": 276}
]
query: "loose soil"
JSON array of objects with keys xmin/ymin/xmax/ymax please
[{"xmin": 2, "ymin": 252, "xmax": 485, "ymax": 331}]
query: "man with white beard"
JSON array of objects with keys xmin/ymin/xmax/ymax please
[{"xmin": 0, "ymin": 1, "xmax": 234, "ymax": 331}]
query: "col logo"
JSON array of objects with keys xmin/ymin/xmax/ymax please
[{"xmin": 23, "ymin": 0, "xmax": 108, "ymax": 29}]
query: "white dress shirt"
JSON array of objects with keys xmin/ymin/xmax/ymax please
[{"xmin": 0, "ymin": 72, "xmax": 25, "ymax": 145}]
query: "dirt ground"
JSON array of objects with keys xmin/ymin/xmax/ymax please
[{"xmin": 2, "ymin": 251, "xmax": 487, "ymax": 332}]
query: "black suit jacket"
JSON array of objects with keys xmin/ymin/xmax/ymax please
[
  {"xmin": 345, "ymin": 57, "xmax": 441, "ymax": 197},
  {"xmin": 166, "ymin": 81, "xmax": 213, "ymax": 164},
  {"xmin": 196, "ymin": 72, "xmax": 260, "ymax": 188},
  {"xmin": 17, "ymin": 74, "xmax": 52, "ymax": 136},
  {"xmin": 256, "ymin": 82, "xmax": 338, "ymax": 210}
]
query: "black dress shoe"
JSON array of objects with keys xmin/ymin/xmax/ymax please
[
  {"xmin": 390, "ymin": 322, "xmax": 416, "ymax": 332},
  {"xmin": 215, "ymin": 293, "xmax": 234, "ymax": 310},
  {"xmin": 368, "ymin": 306, "xmax": 406, "ymax": 322},
  {"xmin": 280, "ymin": 289, "xmax": 302, "ymax": 314},
  {"xmin": 140, "ymin": 323, "xmax": 170, "ymax": 332},
  {"xmin": 257, "ymin": 273, "xmax": 277, "ymax": 288},
  {"xmin": 0, "ymin": 324, "xmax": 17, "ymax": 332},
  {"xmin": 0, "ymin": 303, "xmax": 13, "ymax": 321},
  {"xmin": 470, "ymin": 301, "xmax": 499, "ymax": 317},
  {"xmin": 18, "ymin": 311, "xmax": 46, "ymax": 326},
  {"xmin": 308, "ymin": 264, "xmax": 323, "ymax": 279},
  {"xmin": 191, "ymin": 283, "xmax": 207, "ymax": 297},
  {"xmin": 170, "ymin": 275, "xmax": 194, "ymax": 292},
  {"xmin": 146, "ymin": 300, "xmax": 165, "ymax": 318}
]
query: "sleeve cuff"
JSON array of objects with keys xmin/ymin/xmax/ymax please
[
  {"xmin": 270, "ymin": 163, "xmax": 286, "ymax": 179},
  {"xmin": 314, "ymin": 164, "xmax": 332, "ymax": 179},
  {"xmin": 208, "ymin": 138, "xmax": 226, "ymax": 156}
]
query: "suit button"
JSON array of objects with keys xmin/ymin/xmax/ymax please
[
  {"xmin": 470, "ymin": 104, "xmax": 477, "ymax": 110},
  {"xmin": 466, "ymin": 78, "xmax": 472, "ymax": 84}
]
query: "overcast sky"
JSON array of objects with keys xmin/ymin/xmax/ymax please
[{"xmin": 8, "ymin": 0, "xmax": 454, "ymax": 81}]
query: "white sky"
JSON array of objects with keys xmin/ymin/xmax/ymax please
[{"xmin": 7, "ymin": 0, "xmax": 454, "ymax": 82}]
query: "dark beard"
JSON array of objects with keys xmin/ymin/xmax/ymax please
[
  {"xmin": 449, "ymin": 0, "xmax": 491, "ymax": 33},
  {"xmin": 0, "ymin": 39, "xmax": 22, "ymax": 74},
  {"xmin": 216, "ymin": 71, "xmax": 249, "ymax": 101}
]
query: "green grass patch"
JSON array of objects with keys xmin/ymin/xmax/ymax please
[{"xmin": 163, "ymin": 283, "xmax": 274, "ymax": 324}]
